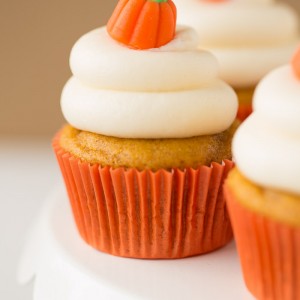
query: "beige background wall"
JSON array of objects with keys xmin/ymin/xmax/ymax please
[{"xmin": 1, "ymin": 0, "xmax": 300, "ymax": 135}]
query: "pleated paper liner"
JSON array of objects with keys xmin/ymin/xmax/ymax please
[
  {"xmin": 53, "ymin": 135, "xmax": 234, "ymax": 259},
  {"xmin": 225, "ymin": 186, "xmax": 300, "ymax": 300},
  {"xmin": 237, "ymin": 104, "xmax": 253, "ymax": 122}
]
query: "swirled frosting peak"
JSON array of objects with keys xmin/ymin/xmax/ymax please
[
  {"xmin": 176, "ymin": 0, "xmax": 300, "ymax": 88},
  {"xmin": 233, "ymin": 49, "xmax": 300, "ymax": 196},
  {"xmin": 61, "ymin": 25, "xmax": 237, "ymax": 139}
]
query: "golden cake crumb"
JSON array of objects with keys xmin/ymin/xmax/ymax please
[
  {"xmin": 234, "ymin": 87, "xmax": 255, "ymax": 106},
  {"xmin": 227, "ymin": 168, "xmax": 300, "ymax": 227},
  {"xmin": 59, "ymin": 121, "xmax": 239, "ymax": 171}
]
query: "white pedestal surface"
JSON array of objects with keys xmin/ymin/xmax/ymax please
[{"xmin": 18, "ymin": 188, "xmax": 254, "ymax": 300}]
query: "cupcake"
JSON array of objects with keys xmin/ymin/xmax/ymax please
[
  {"xmin": 53, "ymin": 0, "xmax": 238, "ymax": 259},
  {"xmin": 176, "ymin": 0, "xmax": 300, "ymax": 121},
  {"xmin": 225, "ymin": 48, "xmax": 300, "ymax": 299}
]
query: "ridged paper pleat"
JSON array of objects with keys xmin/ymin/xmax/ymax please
[
  {"xmin": 226, "ymin": 186, "xmax": 300, "ymax": 300},
  {"xmin": 53, "ymin": 137, "xmax": 233, "ymax": 259}
]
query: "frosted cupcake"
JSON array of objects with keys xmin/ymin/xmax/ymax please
[
  {"xmin": 225, "ymin": 48, "xmax": 300, "ymax": 299},
  {"xmin": 53, "ymin": 0, "xmax": 238, "ymax": 259},
  {"xmin": 176, "ymin": 0, "xmax": 300, "ymax": 121}
]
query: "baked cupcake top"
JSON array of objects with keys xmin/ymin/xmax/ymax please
[
  {"xmin": 233, "ymin": 47, "xmax": 300, "ymax": 196},
  {"xmin": 176, "ymin": 0, "xmax": 300, "ymax": 88},
  {"xmin": 61, "ymin": 0, "xmax": 238, "ymax": 139}
]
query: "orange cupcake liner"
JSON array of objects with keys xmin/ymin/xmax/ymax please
[
  {"xmin": 53, "ymin": 135, "xmax": 234, "ymax": 259},
  {"xmin": 237, "ymin": 104, "xmax": 253, "ymax": 122},
  {"xmin": 225, "ymin": 185, "xmax": 300, "ymax": 300}
]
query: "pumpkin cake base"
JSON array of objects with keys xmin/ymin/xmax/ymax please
[
  {"xmin": 226, "ymin": 168, "xmax": 300, "ymax": 227},
  {"xmin": 59, "ymin": 122, "xmax": 239, "ymax": 171}
]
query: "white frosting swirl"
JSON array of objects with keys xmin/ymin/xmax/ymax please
[
  {"xmin": 233, "ymin": 65, "xmax": 300, "ymax": 196},
  {"xmin": 62, "ymin": 77, "xmax": 237, "ymax": 139},
  {"xmin": 176, "ymin": 0, "xmax": 300, "ymax": 88},
  {"xmin": 70, "ymin": 27, "xmax": 219, "ymax": 92},
  {"xmin": 211, "ymin": 44, "xmax": 299, "ymax": 88},
  {"xmin": 62, "ymin": 26, "xmax": 238, "ymax": 138}
]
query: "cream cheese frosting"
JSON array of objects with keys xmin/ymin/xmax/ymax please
[
  {"xmin": 62, "ymin": 77, "xmax": 236, "ymax": 139},
  {"xmin": 233, "ymin": 65, "xmax": 300, "ymax": 196},
  {"xmin": 176, "ymin": 0, "xmax": 300, "ymax": 88},
  {"xmin": 62, "ymin": 26, "xmax": 238, "ymax": 139},
  {"xmin": 70, "ymin": 26, "xmax": 219, "ymax": 92}
]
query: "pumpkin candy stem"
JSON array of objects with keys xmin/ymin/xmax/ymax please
[{"xmin": 107, "ymin": 0, "xmax": 177, "ymax": 50}]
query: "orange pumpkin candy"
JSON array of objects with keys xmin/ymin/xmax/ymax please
[
  {"xmin": 107, "ymin": 0, "xmax": 177, "ymax": 50},
  {"xmin": 292, "ymin": 47, "xmax": 300, "ymax": 79}
]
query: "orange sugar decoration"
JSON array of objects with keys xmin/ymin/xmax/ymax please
[
  {"xmin": 292, "ymin": 47, "xmax": 300, "ymax": 79},
  {"xmin": 107, "ymin": 0, "xmax": 177, "ymax": 50}
]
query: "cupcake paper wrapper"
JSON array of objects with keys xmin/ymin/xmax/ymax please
[
  {"xmin": 237, "ymin": 104, "xmax": 253, "ymax": 122},
  {"xmin": 226, "ymin": 186, "xmax": 300, "ymax": 300},
  {"xmin": 53, "ymin": 136, "xmax": 234, "ymax": 259}
]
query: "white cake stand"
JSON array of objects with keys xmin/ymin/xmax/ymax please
[{"xmin": 17, "ymin": 187, "xmax": 253, "ymax": 300}]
